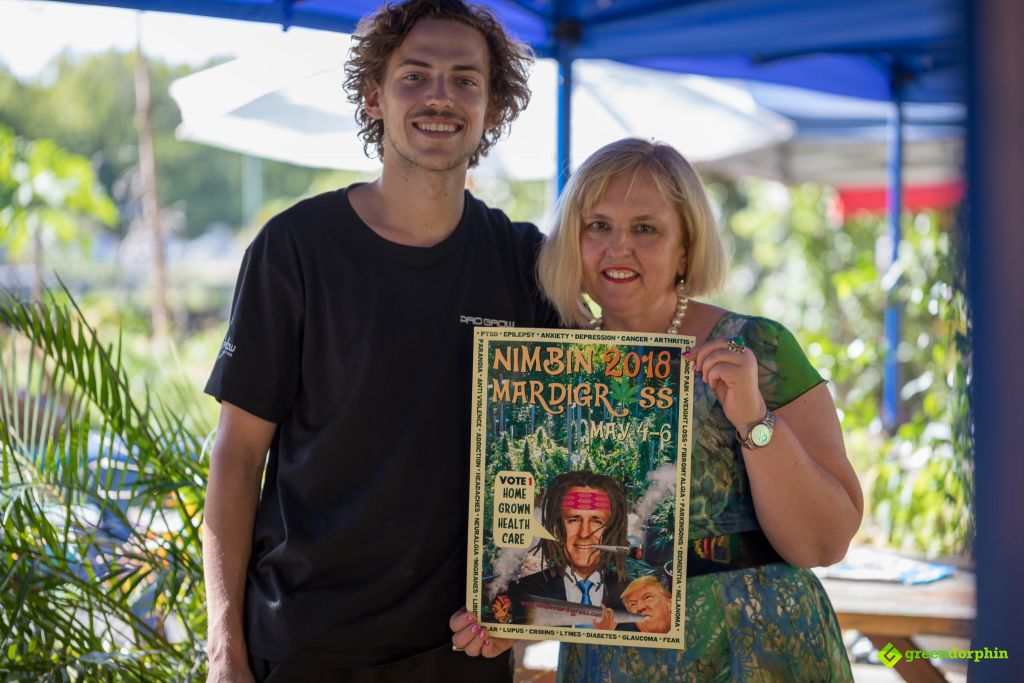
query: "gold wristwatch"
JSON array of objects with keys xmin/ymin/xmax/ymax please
[{"xmin": 740, "ymin": 410, "xmax": 775, "ymax": 450}]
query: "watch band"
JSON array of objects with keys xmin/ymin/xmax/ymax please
[{"xmin": 739, "ymin": 410, "xmax": 776, "ymax": 450}]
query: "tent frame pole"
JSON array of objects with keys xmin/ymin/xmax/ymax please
[
  {"xmin": 882, "ymin": 73, "xmax": 904, "ymax": 432},
  {"xmin": 556, "ymin": 52, "xmax": 572, "ymax": 195}
]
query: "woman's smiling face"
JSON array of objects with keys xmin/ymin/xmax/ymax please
[{"xmin": 580, "ymin": 170, "xmax": 688, "ymax": 331}]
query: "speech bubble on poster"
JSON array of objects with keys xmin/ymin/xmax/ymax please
[{"xmin": 493, "ymin": 470, "xmax": 555, "ymax": 547}]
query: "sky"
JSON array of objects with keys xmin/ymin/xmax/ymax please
[{"xmin": 0, "ymin": 0, "xmax": 342, "ymax": 79}]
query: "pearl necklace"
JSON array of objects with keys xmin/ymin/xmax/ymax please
[{"xmin": 593, "ymin": 281, "xmax": 689, "ymax": 334}]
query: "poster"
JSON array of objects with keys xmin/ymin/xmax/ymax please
[{"xmin": 466, "ymin": 327, "xmax": 694, "ymax": 649}]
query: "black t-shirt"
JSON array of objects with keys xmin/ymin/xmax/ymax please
[{"xmin": 205, "ymin": 186, "xmax": 560, "ymax": 668}]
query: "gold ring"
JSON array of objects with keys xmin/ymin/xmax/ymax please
[
  {"xmin": 452, "ymin": 644, "xmax": 465, "ymax": 652},
  {"xmin": 726, "ymin": 336, "xmax": 746, "ymax": 354}
]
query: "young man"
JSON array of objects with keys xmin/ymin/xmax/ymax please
[{"xmin": 202, "ymin": 2, "xmax": 558, "ymax": 681}]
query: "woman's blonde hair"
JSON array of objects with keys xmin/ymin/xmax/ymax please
[{"xmin": 537, "ymin": 138, "xmax": 727, "ymax": 327}]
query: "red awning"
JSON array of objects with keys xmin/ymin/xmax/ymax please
[{"xmin": 835, "ymin": 181, "xmax": 966, "ymax": 218}]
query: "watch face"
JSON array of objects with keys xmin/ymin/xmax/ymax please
[{"xmin": 751, "ymin": 423, "xmax": 772, "ymax": 447}]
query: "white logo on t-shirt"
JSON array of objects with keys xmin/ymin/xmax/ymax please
[
  {"xmin": 459, "ymin": 315, "xmax": 514, "ymax": 327},
  {"xmin": 218, "ymin": 340, "xmax": 237, "ymax": 359}
]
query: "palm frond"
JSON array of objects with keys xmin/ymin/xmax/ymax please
[{"xmin": 1, "ymin": 287, "xmax": 208, "ymax": 680}]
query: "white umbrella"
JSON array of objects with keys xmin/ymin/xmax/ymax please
[
  {"xmin": 703, "ymin": 136, "xmax": 963, "ymax": 188},
  {"xmin": 169, "ymin": 35, "xmax": 794, "ymax": 179},
  {"xmin": 701, "ymin": 82, "xmax": 965, "ymax": 188},
  {"xmin": 490, "ymin": 59, "xmax": 796, "ymax": 179}
]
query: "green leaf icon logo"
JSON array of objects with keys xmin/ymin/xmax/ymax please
[
  {"xmin": 878, "ymin": 642, "xmax": 903, "ymax": 668},
  {"xmin": 609, "ymin": 376, "xmax": 641, "ymax": 406}
]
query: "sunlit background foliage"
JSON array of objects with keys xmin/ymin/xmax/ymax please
[{"xmin": 707, "ymin": 179, "xmax": 971, "ymax": 556}]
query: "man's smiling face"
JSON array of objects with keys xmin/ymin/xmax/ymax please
[
  {"xmin": 363, "ymin": 18, "xmax": 492, "ymax": 174},
  {"xmin": 561, "ymin": 486, "xmax": 610, "ymax": 578}
]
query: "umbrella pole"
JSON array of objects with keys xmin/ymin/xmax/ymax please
[
  {"xmin": 556, "ymin": 51, "xmax": 573, "ymax": 196},
  {"xmin": 882, "ymin": 74, "xmax": 905, "ymax": 432}
]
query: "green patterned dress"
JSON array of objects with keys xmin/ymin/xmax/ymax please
[{"xmin": 558, "ymin": 314, "xmax": 853, "ymax": 682}]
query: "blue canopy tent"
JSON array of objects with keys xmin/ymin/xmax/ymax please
[
  {"xmin": 48, "ymin": 0, "xmax": 964, "ymax": 100},
  {"xmin": 46, "ymin": 1, "xmax": 1020, "ymax": 676}
]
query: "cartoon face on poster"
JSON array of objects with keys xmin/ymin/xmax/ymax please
[{"xmin": 466, "ymin": 328, "xmax": 694, "ymax": 649}]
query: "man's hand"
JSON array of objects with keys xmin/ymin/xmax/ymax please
[
  {"xmin": 449, "ymin": 607, "xmax": 515, "ymax": 658},
  {"xmin": 592, "ymin": 605, "xmax": 616, "ymax": 630}
]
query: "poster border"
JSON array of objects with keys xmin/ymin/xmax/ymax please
[{"xmin": 466, "ymin": 327, "xmax": 694, "ymax": 649}]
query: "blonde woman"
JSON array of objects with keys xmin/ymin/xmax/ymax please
[{"xmin": 534, "ymin": 138, "xmax": 861, "ymax": 681}]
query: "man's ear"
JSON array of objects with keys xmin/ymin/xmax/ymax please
[
  {"xmin": 484, "ymin": 99, "xmax": 500, "ymax": 130},
  {"xmin": 364, "ymin": 81, "xmax": 384, "ymax": 120}
]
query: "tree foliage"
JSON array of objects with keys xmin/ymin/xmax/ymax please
[
  {"xmin": 708, "ymin": 179, "xmax": 972, "ymax": 555},
  {"xmin": 0, "ymin": 52, "xmax": 324, "ymax": 238},
  {"xmin": 0, "ymin": 125, "xmax": 118, "ymax": 294}
]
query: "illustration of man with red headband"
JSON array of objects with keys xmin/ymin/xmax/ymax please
[{"xmin": 507, "ymin": 470, "xmax": 633, "ymax": 628}]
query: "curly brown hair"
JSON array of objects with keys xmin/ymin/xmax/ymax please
[
  {"xmin": 540, "ymin": 470, "xmax": 629, "ymax": 578},
  {"xmin": 343, "ymin": 0, "xmax": 533, "ymax": 167}
]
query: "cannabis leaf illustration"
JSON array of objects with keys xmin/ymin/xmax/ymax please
[{"xmin": 609, "ymin": 375, "xmax": 641, "ymax": 405}]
